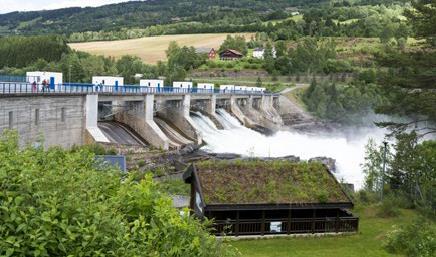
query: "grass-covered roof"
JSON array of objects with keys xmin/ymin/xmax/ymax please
[{"xmin": 194, "ymin": 160, "xmax": 351, "ymax": 205}]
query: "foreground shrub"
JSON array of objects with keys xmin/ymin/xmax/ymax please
[
  {"xmin": 384, "ymin": 218, "xmax": 436, "ymax": 257},
  {"xmin": 0, "ymin": 131, "xmax": 237, "ymax": 257},
  {"xmin": 377, "ymin": 196, "xmax": 401, "ymax": 218}
]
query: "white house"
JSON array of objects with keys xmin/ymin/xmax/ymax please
[
  {"xmin": 220, "ymin": 85, "xmax": 235, "ymax": 91},
  {"xmin": 253, "ymin": 48, "xmax": 264, "ymax": 59},
  {"xmin": 252, "ymin": 47, "xmax": 277, "ymax": 59},
  {"xmin": 134, "ymin": 73, "xmax": 144, "ymax": 80},
  {"xmin": 234, "ymin": 86, "xmax": 247, "ymax": 91},
  {"xmin": 26, "ymin": 71, "xmax": 63, "ymax": 85},
  {"xmin": 140, "ymin": 79, "xmax": 164, "ymax": 88},
  {"xmin": 92, "ymin": 76, "xmax": 124, "ymax": 86},
  {"xmin": 173, "ymin": 81, "xmax": 193, "ymax": 89},
  {"xmin": 197, "ymin": 83, "xmax": 214, "ymax": 90}
]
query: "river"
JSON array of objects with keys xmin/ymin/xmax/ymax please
[{"xmin": 190, "ymin": 109, "xmax": 387, "ymax": 189}]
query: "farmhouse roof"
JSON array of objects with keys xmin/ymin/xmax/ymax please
[
  {"xmin": 219, "ymin": 49, "xmax": 243, "ymax": 56},
  {"xmin": 195, "ymin": 47, "xmax": 212, "ymax": 54},
  {"xmin": 184, "ymin": 160, "xmax": 352, "ymax": 206}
]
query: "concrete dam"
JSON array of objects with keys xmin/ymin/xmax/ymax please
[{"xmin": 0, "ymin": 83, "xmax": 282, "ymax": 150}]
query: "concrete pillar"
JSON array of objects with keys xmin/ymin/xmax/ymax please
[
  {"xmin": 115, "ymin": 95, "xmax": 170, "ymax": 150},
  {"xmin": 260, "ymin": 95, "xmax": 283, "ymax": 126},
  {"xmin": 86, "ymin": 94, "xmax": 98, "ymax": 128},
  {"xmin": 85, "ymin": 94, "xmax": 110, "ymax": 143},
  {"xmin": 230, "ymin": 96, "xmax": 255, "ymax": 127},
  {"xmin": 205, "ymin": 95, "xmax": 216, "ymax": 115},
  {"xmin": 156, "ymin": 95, "xmax": 202, "ymax": 145},
  {"xmin": 247, "ymin": 97, "xmax": 253, "ymax": 109},
  {"xmin": 273, "ymin": 96, "xmax": 280, "ymax": 109}
]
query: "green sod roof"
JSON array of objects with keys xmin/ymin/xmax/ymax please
[{"xmin": 194, "ymin": 160, "xmax": 351, "ymax": 205}]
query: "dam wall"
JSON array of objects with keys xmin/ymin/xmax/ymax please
[
  {"xmin": 0, "ymin": 92, "xmax": 281, "ymax": 149},
  {"xmin": 0, "ymin": 94, "xmax": 86, "ymax": 148}
]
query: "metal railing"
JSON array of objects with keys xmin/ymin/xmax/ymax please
[
  {"xmin": 213, "ymin": 216, "xmax": 359, "ymax": 236},
  {"xmin": 0, "ymin": 75, "xmax": 27, "ymax": 83},
  {"xmin": 0, "ymin": 82, "xmax": 278, "ymax": 96}
]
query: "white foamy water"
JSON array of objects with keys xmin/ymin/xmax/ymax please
[{"xmin": 191, "ymin": 109, "xmax": 387, "ymax": 189}]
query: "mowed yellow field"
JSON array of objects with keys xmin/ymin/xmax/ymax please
[{"xmin": 69, "ymin": 33, "xmax": 254, "ymax": 64}]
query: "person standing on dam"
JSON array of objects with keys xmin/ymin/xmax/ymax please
[
  {"xmin": 31, "ymin": 81, "xmax": 37, "ymax": 93},
  {"xmin": 42, "ymin": 79, "xmax": 47, "ymax": 92}
]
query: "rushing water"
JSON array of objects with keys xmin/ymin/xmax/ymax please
[{"xmin": 190, "ymin": 109, "xmax": 387, "ymax": 189}]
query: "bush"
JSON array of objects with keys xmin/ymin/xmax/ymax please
[
  {"xmin": 0, "ymin": 131, "xmax": 237, "ymax": 257},
  {"xmin": 377, "ymin": 196, "xmax": 401, "ymax": 218},
  {"xmin": 225, "ymin": 62, "xmax": 235, "ymax": 69},
  {"xmin": 384, "ymin": 218, "xmax": 436, "ymax": 257},
  {"xmin": 356, "ymin": 190, "xmax": 379, "ymax": 204}
]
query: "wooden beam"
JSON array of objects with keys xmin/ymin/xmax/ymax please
[
  {"xmin": 261, "ymin": 210, "xmax": 265, "ymax": 236},
  {"xmin": 312, "ymin": 209, "xmax": 316, "ymax": 234},
  {"xmin": 205, "ymin": 202, "xmax": 354, "ymax": 211},
  {"xmin": 287, "ymin": 209, "xmax": 292, "ymax": 234},
  {"xmin": 235, "ymin": 210, "xmax": 240, "ymax": 237},
  {"xmin": 190, "ymin": 183, "xmax": 195, "ymax": 214}
]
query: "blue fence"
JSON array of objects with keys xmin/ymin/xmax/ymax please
[{"xmin": 0, "ymin": 82, "xmax": 276, "ymax": 96}]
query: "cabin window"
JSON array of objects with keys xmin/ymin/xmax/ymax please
[
  {"xmin": 34, "ymin": 109, "xmax": 39, "ymax": 126},
  {"xmin": 148, "ymin": 82, "xmax": 151, "ymax": 87},
  {"xmin": 61, "ymin": 108, "xmax": 66, "ymax": 122},
  {"xmin": 8, "ymin": 111, "xmax": 13, "ymax": 129}
]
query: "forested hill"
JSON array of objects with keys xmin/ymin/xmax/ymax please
[{"xmin": 0, "ymin": 0, "xmax": 327, "ymax": 36}]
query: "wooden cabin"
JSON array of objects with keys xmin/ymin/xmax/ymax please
[
  {"xmin": 183, "ymin": 160, "xmax": 358, "ymax": 236},
  {"xmin": 219, "ymin": 49, "xmax": 243, "ymax": 60}
]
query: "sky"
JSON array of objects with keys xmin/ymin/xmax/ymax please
[{"xmin": 0, "ymin": 0, "xmax": 134, "ymax": 14}]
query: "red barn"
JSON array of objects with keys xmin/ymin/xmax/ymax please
[{"xmin": 208, "ymin": 48, "xmax": 217, "ymax": 59}]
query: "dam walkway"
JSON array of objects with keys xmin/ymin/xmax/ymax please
[{"xmin": 0, "ymin": 82, "xmax": 278, "ymax": 96}]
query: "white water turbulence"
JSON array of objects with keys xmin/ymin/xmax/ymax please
[{"xmin": 191, "ymin": 109, "xmax": 387, "ymax": 189}]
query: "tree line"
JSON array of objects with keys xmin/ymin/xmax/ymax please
[
  {"xmin": 0, "ymin": 0, "xmax": 328, "ymax": 36},
  {"xmin": 0, "ymin": 35, "xmax": 206, "ymax": 85},
  {"xmin": 0, "ymin": 35, "xmax": 70, "ymax": 68}
]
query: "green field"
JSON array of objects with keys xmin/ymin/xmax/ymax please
[{"xmin": 229, "ymin": 206, "xmax": 414, "ymax": 257}]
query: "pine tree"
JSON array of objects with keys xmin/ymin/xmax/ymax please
[{"xmin": 375, "ymin": 0, "xmax": 436, "ymax": 135}]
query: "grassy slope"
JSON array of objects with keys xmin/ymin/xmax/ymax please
[
  {"xmin": 191, "ymin": 76, "xmax": 295, "ymax": 85},
  {"xmin": 229, "ymin": 206, "xmax": 414, "ymax": 257},
  {"xmin": 284, "ymin": 85, "xmax": 307, "ymax": 108},
  {"xmin": 69, "ymin": 33, "xmax": 254, "ymax": 64}
]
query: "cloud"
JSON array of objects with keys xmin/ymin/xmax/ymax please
[{"xmin": 0, "ymin": 0, "xmax": 135, "ymax": 14}]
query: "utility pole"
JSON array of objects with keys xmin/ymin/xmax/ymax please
[{"xmin": 380, "ymin": 141, "xmax": 388, "ymax": 201}]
